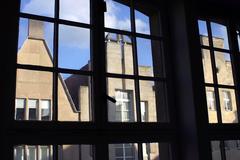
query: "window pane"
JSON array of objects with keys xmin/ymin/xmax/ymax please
[
  {"xmin": 137, "ymin": 38, "xmax": 162, "ymax": 77},
  {"xmin": 109, "ymin": 143, "xmax": 138, "ymax": 160},
  {"xmin": 214, "ymin": 52, "xmax": 234, "ymax": 85},
  {"xmin": 105, "ymin": 33, "xmax": 134, "ymax": 75},
  {"xmin": 28, "ymin": 146, "xmax": 36, "ymax": 160},
  {"xmin": 59, "ymin": 25, "xmax": 91, "ymax": 70},
  {"xmin": 237, "ymin": 30, "xmax": 240, "ymax": 52},
  {"xmin": 201, "ymin": 49, "xmax": 213, "ymax": 83},
  {"xmin": 135, "ymin": 10, "xmax": 150, "ymax": 35},
  {"xmin": 60, "ymin": 0, "xmax": 90, "ymax": 24},
  {"xmin": 16, "ymin": 69, "xmax": 53, "ymax": 121},
  {"xmin": 142, "ymin": 143, "xmax": 160, "ymax": 160},
  {"xmin": 140, "ymin": 81, "xmax": 168, "ymax": 122},
  {"xmin": 40, "ymin": 146, "xmax": 50, "ymax": 160},
  {"xmin": 28, "ymin": 99, "xmax": 38, "ymax": 120},
  {"xmin": 224, "ymin": 140, "xmax": 240, "ymax": 160},
  {"xmin": 18, "ymin": 19, "xmax": 54, "ymax": 67},
  {"xmin": 105, "ymin": 0, "xmax": 131, "ymax": 31},
  {"xmin": 211, "ymin": 22, "xmax": 229, "ymax": 49},
  {"xmin": 14, "ymin": 146, "xmax": 24, "ymax": 160},
  {"xmin": 107, "ymin": 78, "xmax": 136, "ymax": 122},
  {"xmin": 205, "ymin": 87, "xmax": 218, "ymax": 123},
  {"xmin": 40, "ymin": 100, "xmax": 51, "ymax": 121},
  {"xmin": 198, "ymin": 20, "xmax": 209, "ymax": 46},
  {"xmin": 58, "ymin": 145, "xmax": 94, "ymax": 160},
  {"xmin": 20, "ymin": 0, "xmax": 54, "ymax": 17},
  {"xmin": 15, "ymin": 99, "xmax": 25, "ymax": 120},
  {"xmin": 58, "ymin": 74, "xmax": 92, "ymax": 122},
  {"xmin": 211, "ymin": 141, "xmax": 222, "ymax": 160},
  {"xmin": 219, "ymin": 88, "xmax": 238, "ymax": 123}
]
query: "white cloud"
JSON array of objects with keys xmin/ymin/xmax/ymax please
[{"xmin": 22, "ymin": 0, "xmax": 149, "ymax": 48}]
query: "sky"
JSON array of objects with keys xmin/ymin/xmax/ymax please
[{"xmin": 18, "ymin": 0, "xmax": 233, "ymax": 79}]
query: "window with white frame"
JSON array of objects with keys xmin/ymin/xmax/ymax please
[
  {"xmin": 222, "ymin": 90, "xmax": 232, "ymax": 111},
  {"xmin": 115, "ymin": 90, "xmax": 133, "ymax": 122},
  {"xmin": 140, "ymin": 101, "xmax": 148, "ymax": 122},
  {"xmin": 206, "ymin": 91, "xmax": 216, "ymax": 111},
  {"xmin": 15, "ymin": 98, "xmax": 51, "ymax": 121}
]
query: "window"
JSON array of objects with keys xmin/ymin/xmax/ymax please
[
  {"xmin": 15, "ymin": 98, "xmax": 51, "ymax": 121},
  {"xmin": 7, "ymin": 0, "xmax": 173, "ymax": 160},
  {"xmin": 222, "ymin": 90, "xmax": 232, "ymax": 111},
  {"xmin": 198, "ymin": 19, "xmax": 238, "ymax": 123},
  {"xmin": 206, "ymin": 90, "xmax": 216, "ymax": 111}
]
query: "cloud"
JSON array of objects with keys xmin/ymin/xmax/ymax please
[{"xmin": 21, "ymin": 0, "xmax": 150, "ymax": 48}]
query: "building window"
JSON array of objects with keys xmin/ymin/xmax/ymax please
[
  {"xmin": 114, "ymin": 144, "xmax": 135, "ymax": 160},
  {"xmin": 222, "ymin": 90, "xmax": 232, "ymax": 111},
  {"xmin": 15, "ymin": 98, "xmax": 51, "ymax": 121},
  {"xmin": 140, "ymin": 101, "xmax": 148, "ymax": 122},
  {"xmin": 206, "ymin": 91, "xmax": 216, "ymax": 111},
  {"xmin": 115, "ymin": 90, "xmax": 134, "ymax": 122}
]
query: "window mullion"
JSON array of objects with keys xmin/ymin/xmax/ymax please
[{"xmin": 206, "ymin": 20, "xmax": 222, "ymax": 123}]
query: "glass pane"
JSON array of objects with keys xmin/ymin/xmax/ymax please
[
  {"xmin": 18, "ymin": 18, "xmax": 54, "ymax": 67},
  {"xmin": 20, "ymin": 0, "xmax": 54, "ymax": 17},
  {"xmin": 58, "ymin": 73, "xmax": 92, "ymax": 122},
  {"xmin": 59, "ymin": 25, "xmax": 91, "ymax": 70},
  {"xmin": 107, "ymin": 78, "xmax": 136, "ymax": 122},
  {"xmin": 60, "ymin": 0, "xmax": 90, "ymax": 24},
  {"xmin": 202, "ymin": 49, "xmax": 213, "ymax": 83},
  {"xmin": 137, "ymin": 38, "xmax": 162, "ymax": 77},
  {"xmin": 142, "ymin": 143, "xmax": 160, "ymax": 160},
  {"xmin": 211, "ymin": 141, "xmax": 222, "ymax": 160},
  {"xmin": 40, "ymin": 100, "xmax": 51, "ymax": 121},
  {"xmin": 105, "ymin": 33, "xmax": 134, "ymax": 75},
  {"xmin": 58, "ymin": 145, "xmax": 94, "ymax": 160},
  {"xmin": 105, "ymin": 0, "xmax": 131, "ymax": 31},
  {"xmin": 15, "ymin": 99, "xmax": 25, "ymax": 120},
  {"xmin": 198, "ymin": 20, "xmax": 209, "ymax": 46},
  {"xmin": 135, "ymin": 10, "xmax": 150, "ymax": 35},
  {"xmin": 211, "ymin": 22, "xmax": 229, "ymax": 49},
  {"xmin": 237, "ymin": 30, "xmax": 240, "ymax": 52},
  {"xmin": 219, "ymin": 88, "xmax": 238, "ymax": 123},
  {"xmin": 14, "ymin": 146, "xmax": 24, "ymax": 160},
  {"xmin": 214, "ymin": 52, "xmax": 234, "ymax": 85},
  {"xmin": 28, "ymin": 146, "xmax": 36, "ymax": 160},
  {"xmin": 40, "ymin": 146, "xmax": 50, "ymax": 160},
  {"xmin": 225, "ymin": 140, "xmax": 240, "ymax": 160},
  {"xmin": 140, "ymin": 81, "xmax": 168, "ymax": 122},
  {"xmin": 109, "ymin": 144, "xmax": 138, "ymax": 160},
  {"xmin": 205, "ymin": 87, "xmax": 218, "ymax": 123},
  {"xmin": 28, "ymin": 99, "xmax": 38, "ymax": 120},
  {"xmin": 16, "ymin": 69, "xmax": 53, "ymax": 121}
]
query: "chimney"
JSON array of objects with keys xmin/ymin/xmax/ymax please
[{"xmin": 28, "ymin": 19, "xmax": 44, "ymax": 39}]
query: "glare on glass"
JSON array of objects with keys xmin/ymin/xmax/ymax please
[
  {"xmin": 214, "ymin": 52, "xmax": 234, "ymax": 86},
  {"xmin": 60, "ymin": 0, "xmax": 90, "ymax": 24},
  {"xmin": 15, "ymin": 69, "xmax": 53, "ymax": 121},
  {"xmin": 219, "ymin": 88, "xmax": 238, "ymax": 123},
  {"xmin": 58, "ymin": 73, "xmax": 92, "ymax": 122},
  {"xmin": 105, "ymin": 32, "xmax": 134, "ymax": 75},
  {"xmin": 237, "ymin": 30, "xmax": 240, "ymax": 52},
  {"xmin": 107, "ymin": 78, "xmax": 137, "ymax": 122},
  {"xmin": 104, "ymin": 0, "xmax": 131, "ymax": 31},
  {"xmin": 20, "ymin": 0, "xmax": 54, "ymax": 17},
  {"xmin": 18, "ymin": 18, "xmax": 54, "ymax": 67},
  {"xmin": 198, "ymin": 20, "xmax": 209, "ymax": 46},
  {"xmin": 205, "ymin": 87, "xmax": 218, "ymax": 123},
  {"xmin": 59, "ymin": 25, "xmax": 91, "ymax": 70},
  {"xmin": 211, "ymin": 22, "xmax": 229, "ymax": 49}
]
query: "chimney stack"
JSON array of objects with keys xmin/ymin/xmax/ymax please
[{"xmin": 28, "ymin": 19, "xmax": 44, "ymax": 39}]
